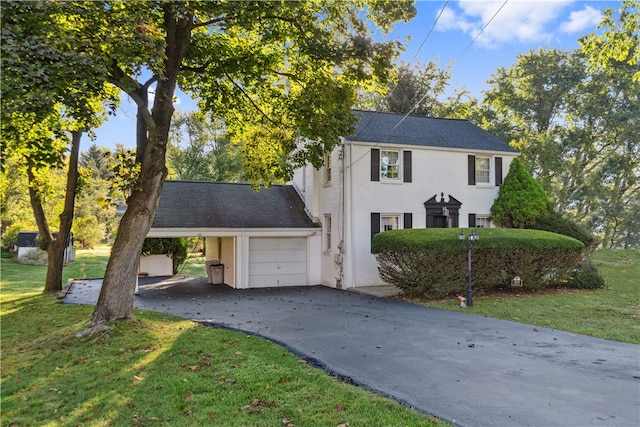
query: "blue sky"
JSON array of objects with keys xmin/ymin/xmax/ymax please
[{"xmin": 93, "ymin": 0, "xmax": 619, "ymax": 150}]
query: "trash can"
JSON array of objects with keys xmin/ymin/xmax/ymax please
[{"xmin": 210, "ymin": 263, "xmax": 224, "ymax": 285}]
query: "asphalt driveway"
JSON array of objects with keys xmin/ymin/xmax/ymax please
[{"xmin": 64, "ymin": 277, "xmax": 640, "ymax": 427}]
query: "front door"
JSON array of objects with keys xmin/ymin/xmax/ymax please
[{"xmin": 433, "ymin": 215, "xmax": 448, "ymax": 228}]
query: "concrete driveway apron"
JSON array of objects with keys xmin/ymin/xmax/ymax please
[{"xmin": 65, "ymin": 279, "xmax": 640, "ymax": 427}]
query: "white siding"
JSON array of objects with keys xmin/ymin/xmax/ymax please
[{"xmin": 293, "ymin": 141, "xmax": 518, "ymax": 289}]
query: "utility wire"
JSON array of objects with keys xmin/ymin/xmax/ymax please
[
  {"xmin": 452, "ymin": 0, "xmax": 509, "ymax": 65},
  {"xmin": 390, "ymin": 0, "xmax": 509, "ymax": 132},
  {"xmin": 347, "ymin": 0, "xmax": 451, "ymax": 168}
]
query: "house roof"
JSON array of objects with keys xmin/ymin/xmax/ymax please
[
  {"xmin": 345, "ymin": 110, "xmax": 518, "ymax": 153},
  {"xmin": 151, "ymin": 181, "xmax": 319, "ymax": 229}
]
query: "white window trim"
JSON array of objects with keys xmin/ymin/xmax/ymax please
[
  {"xmin": 324, "ymin": 214, "xmax": 332, "ymax": 253},
  {"xmin": 381, "ymin": 214, "xmax": 400, "ymax": 232},
  {"xmin": 380, "ymin": 149, "xmax": 401, "ymax": 181},
  {"xmin": 476, "ymin": 215, "xmax": 492, "ymax": 228},
  {"xmin": 475, "ymin": 156, "xmax": 491, "ymax": 185},
  {"xmin": 324, "ymin": 153, "xmax": 332, "ymax": 186}
]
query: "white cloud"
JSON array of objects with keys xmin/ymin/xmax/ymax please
[
  {"xmin": 559, "ymin": 5, "xmax": 602, "ymax": 33},
  {"xmin": 436, "ymin": 0, "xmax": 575, "ymax": 48}
]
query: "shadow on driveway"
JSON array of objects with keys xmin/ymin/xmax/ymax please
[{"xmin": 64, "ymin": 276, "xmax": 640, "ymax": 427}]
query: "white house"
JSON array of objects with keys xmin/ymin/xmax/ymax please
[
  {"xmin": 291, "ymin": 110, "xmax": 519, "ymax": 288},
  {"xmin": 148, "ymin": 110, "xmax": 518, "ymax": 290}
]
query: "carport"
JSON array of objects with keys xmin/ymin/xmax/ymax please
[{"xmin": 147, "ymin": 181, "xmax": 321, "ymax": 289}]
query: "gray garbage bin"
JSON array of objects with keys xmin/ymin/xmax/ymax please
[{"xmin": 210, "ymin": 263, "xmax": 224, "ymax": 285}]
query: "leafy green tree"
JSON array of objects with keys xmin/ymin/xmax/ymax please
[
  {"xmin": 482, "ymin": 45, "xmax": 639, "ymax": 248},
  {"xmin": 580, "ymin": 0, "xmax": 640, "ymax": 82},
  {"xmin": 354, "ymin": 60, "xmax": 476, "ymax": 118},
  {"xmin": 2, "ymin": 1, "xmax": 118, "ymax": 292},
  {"xmin": 167, "ymin": 111, "xmax": 244, "ymax": 182},
  {"xmin": 491, "ymin": 158, "xmax": 551, "ymax": 228},
  {"xmin": 80, "ymin": 144, "xmax": 111, "ymax": 180},
  {"xmin": 3, "ymin": 1, "xmax": 416, "ymax": 325}
]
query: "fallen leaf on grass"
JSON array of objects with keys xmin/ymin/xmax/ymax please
[
  {"xmin": 185, "ymin": 394, "xmax": 193, "ymax": 402},
  {"xmin": 132, "ymin": 375, "xmax": 142, "ymax": 382},
  {"xmin": 188, "ymin": 365, "xmax": 199, "ymax": 371},
  {"xmin": 337, "ymin": 423, "xmax": 350, "ymax": 427}
]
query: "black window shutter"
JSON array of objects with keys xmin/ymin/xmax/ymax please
[
  {"xmin": 371, "ymin": 212, "xmax": 380, "ymax": 252},
  {"xmin": 469, "ymin": 213, "xmax": 477, "ymax": 228},
  {"xmin": 371, "ymin": 148, "xmax": 380, "ymax": 182},
  {"xmin": 495, "ymin": 157, "xmax": 503, "ymax": 186},
  {"xmin": 403, "ymin": 213, "xmax": 413, "ymax": 229},
  {"xmin": 403, "ymin": 150, "xmax": 412, "ymax": 182},
  {"xmin": 468, "ymin": 155, "xmax": 476, "ymax": 185}
]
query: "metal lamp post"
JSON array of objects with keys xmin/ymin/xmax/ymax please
[{"xmin": 458, "ymin": 229, "xmax": 479, "ymax": 307}]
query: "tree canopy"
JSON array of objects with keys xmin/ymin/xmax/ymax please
[{"xmin": 3, "ymin": 0, "xmax": 417, "ymax": 325}]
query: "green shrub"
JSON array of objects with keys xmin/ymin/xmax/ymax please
[
  {"xmin": 491, "ymin": 158, "xmax": 551, "ymax": 228},
  {"xmin": 373, "ymin": 228, "xmax": 585, "ymax": 297},
  {"xmin": 141, "ymin": 238, "xmax": 188, "ymax": 274},
  {"xmin": 532, "ymin": 211, "xmax": 597, "ymax": 253},
  {"xmin": 16, "ymin": 248, "xmax": 48, "ymax": 266},
  {"xmin": 565, "ymin": 261, "xmax": 606, "ymax": 289}
]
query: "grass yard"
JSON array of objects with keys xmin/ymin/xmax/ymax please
[
  {"xmin": 1, "ymin": 248, "xmax": 441, "ymax": 427},
  {"xmin": 409, "ymin": 249, "xmax": 640, "ymax": 344}
]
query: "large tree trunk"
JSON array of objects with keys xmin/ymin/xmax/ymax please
[
  {"xmin": 91, "ymin": 6, "xmax": 192, "ymax": 325},
  {"xmin": 27, "ymin": 131, "xmax": 82, "ymax": 293}
]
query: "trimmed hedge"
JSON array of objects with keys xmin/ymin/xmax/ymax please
[
  {"xmin": 372, "ymin": 228, "xmax": 585, "ymax": 297},
  {"xmin": 531, "ymin": 211, "xmax": 597, "ymax": 253}
]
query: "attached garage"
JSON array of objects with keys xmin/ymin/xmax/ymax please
[
  {"xmin": 148, "ymin": 181, "xmax": 321, "ymax": 289},
  {"xmin": 249, "ymin": 237, "xmax": 307, "ymax": 287}
]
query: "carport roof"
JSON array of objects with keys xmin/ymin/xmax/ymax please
[{"xmin": 151, "ymin": 181, "xmax": 319, "ymax": 229}]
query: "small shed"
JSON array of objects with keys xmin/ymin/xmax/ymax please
[{"xmin": 15, "ymin": 231, "xmax": 75, "ymax": 263}]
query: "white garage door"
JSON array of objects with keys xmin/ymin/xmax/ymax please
[{"xmin": 249, "ymin": 237, "xmax": 307, "ymax": 287}]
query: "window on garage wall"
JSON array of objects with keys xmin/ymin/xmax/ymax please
[{"xmin": 324, "ymin": 214, "xmax": 332, "ymax": 252}]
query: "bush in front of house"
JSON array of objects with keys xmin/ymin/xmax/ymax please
[
  {"xmin": 565, "ymin": 261, "xmax": 606, "ymax": 289},
  {"xmin": 531, "ymin": 210, "xmax": 598, "ymax": 253},
  {"xmin": 491, "ymin": 158, "xmax": 551, "ymax": 228},
  {"xmin": 372, "ymin": 228, "xmax": 585, "ymax": 298},
  {"xmin": 141, "ymin": 238, "xmax": 188, "ymax": 274}
]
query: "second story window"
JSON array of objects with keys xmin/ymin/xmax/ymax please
[
  {"xmin": 476, "ymin": 157, "xmax": 490, "ymax": 184},
  {"xmin": 324, "ymin": 153, "xmax": 332, "ymax": 184},
  {"xmin": 381, "ymin": 150, "xmax": 399, "ymax": 179}
]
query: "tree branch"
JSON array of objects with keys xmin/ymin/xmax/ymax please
[
  {"xmin": 223, "ymin": 72, "xmax": 279, "ymax": 126},
  {"xmin": 181, "ymin": 62, "xmax": 211, "ymax": 73}
]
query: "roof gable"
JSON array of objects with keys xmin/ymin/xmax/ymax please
[
  {"xmin": 151, "ymin": 181, "xmax": 318, "ymax": 229},
  {"xmin": 345, "ymin": 110, "xmax": 518, "ymax": 153}
]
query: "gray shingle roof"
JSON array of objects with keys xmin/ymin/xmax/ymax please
[
  {"xmin": 346, "ymin": 110, "xmax": 518, "ymax": 153},
  {"xmin": 151, "ymin": 181, "xmax": 318, "ymax": 229}
]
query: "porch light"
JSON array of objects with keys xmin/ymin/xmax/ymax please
[{"xmin": 458, "ymin": 229, "xmax": 479, "ymax": 307}]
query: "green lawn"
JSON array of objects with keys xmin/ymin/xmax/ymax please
[
  {"xmin": 412, "ymin": 249, "xmax": 640, "ymax": 344},
  {"xmin": 1, "ymin": 248, "xmax": 442, "ymax": 427}
]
